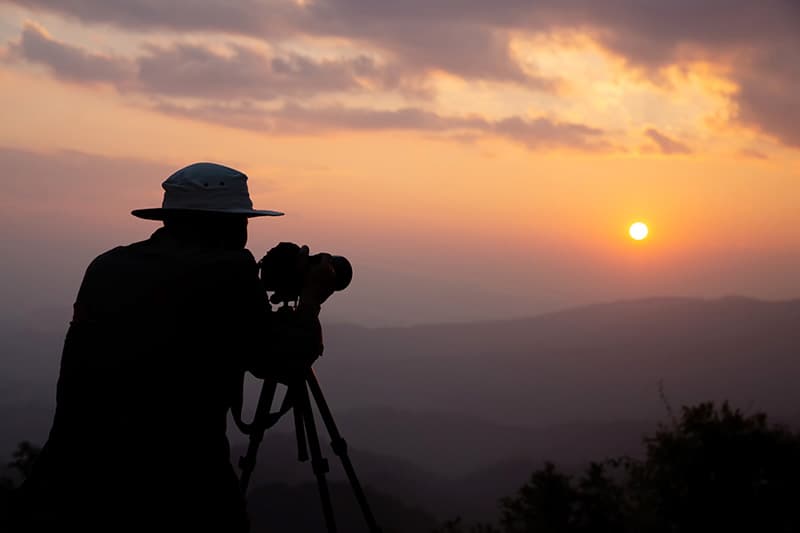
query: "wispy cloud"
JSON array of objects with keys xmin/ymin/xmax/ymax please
[
  {"xmin": 7, "ymin": 22, "xmax": 425, "ymax": 99},
  {"xmin": 6, "ymin": 0, "xmax": 797, "ymax": 147},
  {"xmin": 8, "ymin": 22, "xmax": 134, "ymax": 84},
  {"xmin": 0, "ymin": 0, "xmax": 561, "ymax": 89},
  {"xmin": 738, "ymin": 148, "xmax": 768, "ymax": 160},
  {"xmin": 645, "ymin": 128, "xmax": 692, "ymax": 155},
  {"xmin": 6, "ymin": 22, "xmax": 607, "ymax": 151},
  {"xmin": 154, "ymin": 100, "xmax": 610, "ymax": 151}
]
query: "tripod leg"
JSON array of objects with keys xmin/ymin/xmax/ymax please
[
  {"xmin": 306, "ymin": 370, "xmax": 383, "ymax": 533},
  {"xmin": 292, "ymin": 381, "xmax": 309, "ymax": 462},
  {"xmin": 239, "ymin": 380, "xmax": 278, "ymax": 492},
  {"xmin": 296, "ymin": 380, "xmax": 338, "ymax": 533}
]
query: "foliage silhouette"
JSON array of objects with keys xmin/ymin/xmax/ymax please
[
  {"xmin": 500, "ymin": 462, "xmax": 574, "ymax": 533},
  {"xmin": 7, "ymin": 442, "xmax": 40, "ymax": 481},
  {"xmin": 434, "ymin": 401, "xmax": 800, "ymax": 533},
  {"xmin": 1, "ymin": 442, "xmax": 42, "ymax": 529},
  {"xmin": 5, "ymin": 401, "xmax": 800, "ymax": 532}
]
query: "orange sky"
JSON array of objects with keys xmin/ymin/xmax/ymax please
[{"xmin": 1, "ymin": 1, "xmax": 798, "ymax": 325}]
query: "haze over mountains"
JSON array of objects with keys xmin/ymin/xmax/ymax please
[
  {"xmin": 314, "ymin": 296, "xmax": 800, "ymax": 424},
  {"xmin": 2, "ymin": 296, "xmax": 799, "ymax": 523}
]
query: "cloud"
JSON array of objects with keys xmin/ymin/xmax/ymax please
[
  {"xmin": 5, "ymin": 22, "xmax": 604, "ymax": 150},
  {"xmin": 3, "ymin": 0, "xmax": 557, "ymax": 89},
  {"xmin": 153, "ymin": 100, "xmax": 609, "ymax": 151},
  {"xmin": 137, "ymin": 43, "xmax": 400, "ymax": 99},
  {"xmin": 492, "ymin": 115, "xmax": 607, "ymax": 151},
  {"xmin": 8, "ymin": 0, "xmax": 796, "ymax": 72},
  {"xmin": 8, "ymin": 22, "xmax": 134, "ymax": 84},
  {"xmin": 319, "ymin": 17, "xmax": 551, "ymax": 87},
  {"xmin": 733, "ymin": 46, "xmax": 800, "ymax": 147},
  {"xmin": 3, "ymin": 0, "xmax": 291, "ymax": 35},
  {"xmin": 7, "ymin": 23, "xmax": 426, "ymax": 99},
  {"xmin": 645, "ymin": 128, "xmax": 692, "ymax": 155},
  {"xmin": 737, "ymin": 148, "xmax": 768, "ymax": 160},
  {"xmin": 7, "ymin": 0, "xmax": 798, "ymax": 146}
]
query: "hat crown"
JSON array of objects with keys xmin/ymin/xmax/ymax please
[
  {"xmin": 161, "ymin": 162, "xmax": 254, "ymax": 211},
  {"xmin": 164, "ymin": 162, "xmax": 245, "ymax": 189}
]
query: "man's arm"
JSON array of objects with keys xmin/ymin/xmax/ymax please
[{"xmin": 231, "ymin": 247, "xmax": 335, "ymax": 380}]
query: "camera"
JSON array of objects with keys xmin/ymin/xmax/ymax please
[{"xmin": 258, "ymin": 242, "xmax": 352, "ymax": 303}]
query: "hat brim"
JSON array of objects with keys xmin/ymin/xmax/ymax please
[{"xmin": 131, "ymin": 207, "xmax": 284, "ymax": 220}]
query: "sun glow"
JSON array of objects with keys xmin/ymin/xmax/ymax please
[{"xmin": 629, "ymin": 222, "xmax": 649, "ymax": 241}]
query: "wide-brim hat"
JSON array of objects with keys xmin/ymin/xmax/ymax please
[{"xmin": 132, "ymin": 162, "xmax": 283, "ymax": 220}]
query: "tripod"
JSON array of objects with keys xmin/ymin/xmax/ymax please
[{"xmin": 237, "ymin": 367, "xmax": 382, "ymax": 533}]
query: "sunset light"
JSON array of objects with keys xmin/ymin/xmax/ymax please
[
  {"xmin": 0, "ymin": 0, "xmax": 797, "ymax": 325},
  {"xmin": 629, "ymin": 222, "xmax": 649, "ymax": 241},
  {"xmin": 2, "ymin": 3, "xmax": 800, "ymax": 532}
]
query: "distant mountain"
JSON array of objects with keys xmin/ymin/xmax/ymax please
[
  {"xmin": 3, "ymin": 296, "xmax": 799, "ymax": 524},
  {"xmin": 4, "ymin": 296, "xmax": 799, "ymax": 465},
  {"xmin": 0, "ymin": 318, "xmax": 60, "ymax": 456},
  {"xmin": 313, "ymin": 297, "xmax": 800, "ymax": 427},
  {"xmin": 233, "ymin": 416, "xmax": 649, "ymax": 522},
  {"xmin": 231, "ymin": 430, "xmax": 452, "ymax": 516},
  {"xmin": 306, "ymin": 407, "xmax": 649, "ymax": 476}
]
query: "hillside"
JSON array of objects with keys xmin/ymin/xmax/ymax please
[
  {"xmin": 314, "ymin": 297, "xmax": 800, "ymax": 425},
  {"xmin": 2, "ymin": 296, "xmax": 799, "ymax": 522},
  {"xmin": 4, "ymin": 296, "xmax": 799, "ymax": 461}
]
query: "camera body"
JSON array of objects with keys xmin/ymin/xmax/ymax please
[{"xmin": 258, "ymin": 242, "xmax": 352, "ymax": 303}]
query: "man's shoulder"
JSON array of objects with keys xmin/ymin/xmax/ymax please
[
  {"xmin": 84, "ymin": 239, "xmax": 151, "ymax": 271},
  {"xmin": 87, "ymin": 235, "xmax": 257, "ymax": 269}
]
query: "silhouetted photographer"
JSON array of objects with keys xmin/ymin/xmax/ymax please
[{"xmin": 12, "ymin": 163, "xmax": 351, "ymax": 532}]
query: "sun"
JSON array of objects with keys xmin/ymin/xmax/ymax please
[{"xmin": 629, "ymin": 222, "xmax": 649, "ymax": 241}]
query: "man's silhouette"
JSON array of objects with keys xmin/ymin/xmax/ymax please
[{"xmin": 14, "ymin": 163, "xmax": 333, "ymax": 531}]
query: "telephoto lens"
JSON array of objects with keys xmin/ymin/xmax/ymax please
[
  {"xmin": 326, "ymin": 255, "xmax": 352, "ymax": 292},
  {"xmin": 258, "ymin": 242, "xmax": 352, "ymax": 300}
]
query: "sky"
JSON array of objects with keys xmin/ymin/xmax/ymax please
[{"xmin": 0, "ymin": 0, "xmax": 798, "ymax": 326}]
